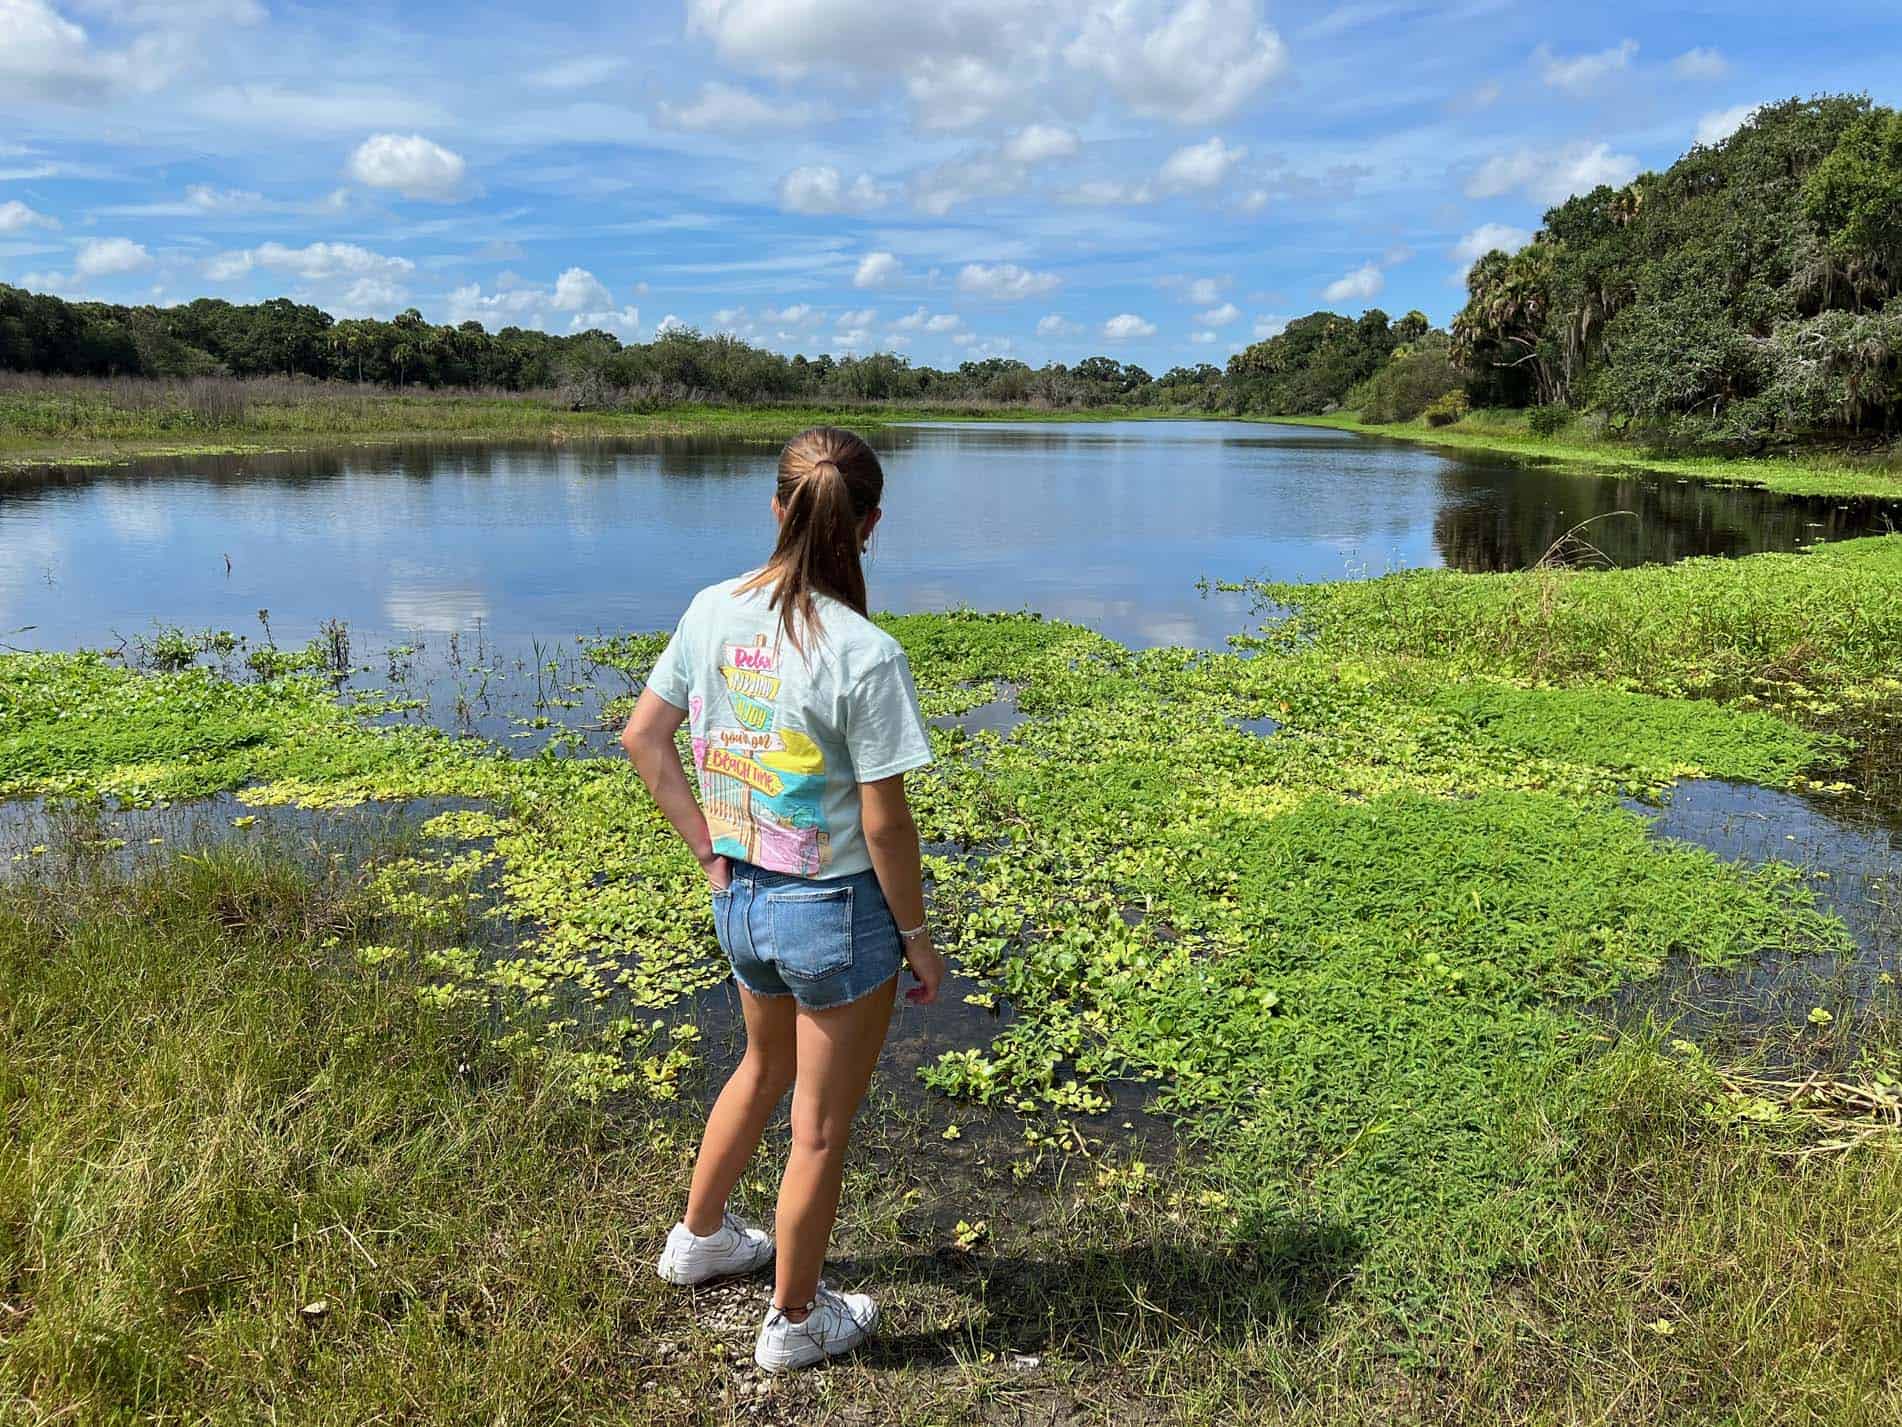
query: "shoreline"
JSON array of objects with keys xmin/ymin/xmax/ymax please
[
  {"xmin": 9, "ymin": 386, "xmax": 1900, "ymax": 502},
  {"xmin": 0, "ymin": 400, "xmax": 1185, "ymax": 476},
  {"xmin": 1254, "ymin": 411, "xmax": 1902, "ymax": 501}
]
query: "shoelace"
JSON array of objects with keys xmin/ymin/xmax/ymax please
[{"xmin": 771, "ymin": 1281, "xmax": 844, "ymax": 1332}]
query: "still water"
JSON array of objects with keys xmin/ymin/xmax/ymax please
[{"xmin": 3, "ymin": 419, "xmax": 1895, "ymax": 653}]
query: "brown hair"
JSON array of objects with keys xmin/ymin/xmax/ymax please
[{"xmin": 738, "ymin": 426, "xmax": 883, "ymax": 652}]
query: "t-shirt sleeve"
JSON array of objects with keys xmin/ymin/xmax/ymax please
[
  {"xmin": 644, "ymin": 606, "xmax": 696, "ymax": 711},
  {"xmin": 845, "ymin": 651, "xmax": 934, "ymax": 782}
]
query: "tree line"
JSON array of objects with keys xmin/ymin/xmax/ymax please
[
  {"xmin": 0, "ymin": 283, "xmax": 1223, "ymax": 411},
  {"xmin": 1448, "ymin": 93, "xmax": 1900, "ymax": 446},
  {"xmin": 3, "ymin": 95, "xmax": 1895, "ymax": 446}
]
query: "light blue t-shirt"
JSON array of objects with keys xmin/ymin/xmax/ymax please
[{"xmin": 645, "ymin": 573, "xmax": 934, "ymax": 880}]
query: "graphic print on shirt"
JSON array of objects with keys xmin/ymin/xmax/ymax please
[{"xmin": 691, "ymin": 634, "xmax": 832, "ymax": 875}]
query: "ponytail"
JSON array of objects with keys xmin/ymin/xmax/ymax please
[{"xmin": 738, "ymin": 427, "xmax": 884, "ymax": 653}]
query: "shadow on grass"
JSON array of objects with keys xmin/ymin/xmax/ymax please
[{"xmin": 839, "ymin": 1221, "xmax": 1363, "ymax": 1366}]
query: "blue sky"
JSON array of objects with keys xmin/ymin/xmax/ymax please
[{"xmin": 3, "ymin": 1, "xmax": 1898, "ymax": 373}]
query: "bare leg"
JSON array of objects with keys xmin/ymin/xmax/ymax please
[
  {"xmin": 773, "ymin": 977, "xmax": 897, "ymax": 1317},
  {"xmin": 683, "ymin": 986, "xmax": 798, "ymax": 1236}
]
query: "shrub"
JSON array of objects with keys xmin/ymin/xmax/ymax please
[
  {"xmin": 1527, "ymin": 404, "xmax": 1573, "ymax": 437},
  {"xmin": 1423, "ymin": 390, "xmax": 1470, "ymax": 426},
  {"xmin": 1351, "ymin": 338, "xmax": 1465, "ymax": 424}
]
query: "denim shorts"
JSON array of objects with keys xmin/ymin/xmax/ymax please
[{"xmin": 711, "ymin": 861, "xmax": 904, "ymax": 1011}]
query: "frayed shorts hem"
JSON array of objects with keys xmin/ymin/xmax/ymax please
[{"xmin": 730, "ymin": 967, "xmax": 899, "ymax": 1013}]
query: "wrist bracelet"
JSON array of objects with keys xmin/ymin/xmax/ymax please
[{"xmin": 898, "ymin": 922, "xmax": 930, "ymax": 942}]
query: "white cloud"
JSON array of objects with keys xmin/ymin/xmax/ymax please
[
  {"xmin": 1060, "ymin": 178, "xmax": 1155, "ymax": 206},
  {"xmin": 1196, "ymin": 301, "xmax": 1240, "ymax": 326},
  {"xmin": 1322, "ymin": 262, "xmax": 1384, "ymax": 305},
  {"xmin": 205, "ymin": 241, "xmax": 414, "ymax": 284},
  {"xmin": 185, "ymin": 183, "xmax": 263, "ymax": 212},
  {"xmin": 949, "ymin": 331, "xmax": 1015, "ymax": 357},
  {"xmin": 777, "ymin": 164, "xmax": 889, "ymax": 214},
  {"xmin": 1466, "ymin": 141, "xmax": 1639, "ymax": 205},
  {"xmin": 657, "ymin": 81, "xmax": 820, "ymax": 132},
  {"xmin": 1036, "ymin": 313, "xmax": 1082, "ymax": 338},
  {"xmin": 1451, "ymin": 222, "xmax": 1531, "ymax": 264},
  {"xmin": 685, "ymin": 0, "xmax": 1034, "ymax": 129},
  {"xmin": 448, "ymin": 284, "xmax": 549, "ymax": 324},
  {"xmin": 1066, "ymin": 0, "xmax": 1287, "ymax": 124},
  {"xmin": 762, "ymin": 302, "xmax": 821, "ymax": 326},
  {"xmin": 552, "ymin": 266, "xmax": 614, "ymax": 312},
  {"xmin": 0, "ymin": 0, "xmax": 237, "ymax": 102},
  {"xmin": 1002, "ymin": 123, "xmax": 1080, "ymax": 163},
  {"xmin": 905, "ymin": 52, "xmax": 1018, "ymax": 130},
  {"xmin": 1696, "ymin": 104, "xmax": 1757, "ymax": 146},
  {"xmin": 1535, "ymin": 39, "xmax": 1637, "ymax": 97},
  {"xmin": 854, "ymin": 251, "xmax": 901, "ymax": 288},
  {"xmin": 910, "ymin": 151, "xmax": 1027, "ymax": 215},
  {"xmin": 1190, "ymin": 329, "xmax": 1219, "ymax": 344},
  {"xmin": 957, "ymin": 262, "xmax": 1061, "ymax": 301},
  {"xmin": 1102, "ymin": 312, "xmax": 1157, "ymax": 341},
  {"xmin": 1183, "ymin": 277, "xmax": 1225, "ymax": 305},
  {"xmin": 1253, "ymin": 313, "xmax": 1289, "ymax": 339},
  {"xmin": 1235, "ymin": 187, "xmax": 1269, "ymax": 214},
  {"xmin": 572, "ymin": 307, "xmax": 643, "ymax": 338},
  {"xmin": 0, "ymin": 200, "xmax": 57, "ymax": 233},
  {"xmin": 1672, "ymin": 47, "xmax": 1728, "ymax": 80},
  {"xmin": 75, "ymin": 1, "xmax": 261, "ymax": 22},
  {"xmin": 654, "ymin": 313, "xmax": 690, "ymax": 335},
  {"xmin": 1159, "ymin": 135, "xmax": 1245, "ymax": 190},
  {"xmin": 1, "ymin": 0, "xmax": 111, "ymax": 100},
  {"xmin": 526, "ymin": 55, "xmax": 630, "ymax": 89},
  {"xmin": 894, "ymin": 306, "xmax": 964, "ymax": 334},
  {"xmin": 1449, "ymin": 222, "xmax": 1532, "ymax": 282},
  {"xmin": 73, "ymin": 236, "xmax": 151, "ymax": 277},
  {"xmin": 333, "ymin": 277, "xmax": 407, "ymax": 316},
  {"xmin": 346, "ymin": 133, "xmax": 468, "ymax": 201},
  {"xmin": 836, "ymin": 306, "xmax": 876, "ymax": 326},
  {"xmin": 687, "ymin": 0, "xmax": 1283, "ymax": 129},
  {"xmin": 448, "ymin": 278, "xmax": 640, "ymax": 339}
]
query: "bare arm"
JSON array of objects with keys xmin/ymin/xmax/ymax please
[
  {"xmin": 620, "ymin": 688, "xmax": 728, "ymax": 889},
  {"xmin": 860, "ymin": 774, "xmax": 943, "ymax": 1005}
]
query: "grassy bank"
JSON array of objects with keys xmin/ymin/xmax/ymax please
[
  {"xmin": 0, "ymin": 373, "xmax": 1168, "ymax": 472},
  {"xmin": 6, "ymin": 842, "xmax": 1896, "ymax": 1425},
  {"xmin": 4, "ymin": 539, "xmax": 1900, "ymax": 1421},
  {"xmin": 1264, "ymin": 408, "xmax": 1902, "ymax": 501}
]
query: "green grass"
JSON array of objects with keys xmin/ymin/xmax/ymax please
[
  {"xmin": 0, "ymin": 839, "xmax": 697, "ymax": 1423},
  {"xmin": 1240, "ymin": 533, "xmax": 1902, "ymax": 716},
  {"xmin": 3, "ymin": 838, "xmax": 1896, "ymax": 1423},
  {"xmin": 1264, "ymin": 408, "xmax": 1902, "ymax": 500},
  {"xmin": 0, "ymin": 377, "xmax": 1175, "ymax": 473}
]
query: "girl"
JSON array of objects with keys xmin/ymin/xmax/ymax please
[{"xmin": 621, "ymin": 426, "xmax": 945, "ymax": 1372}]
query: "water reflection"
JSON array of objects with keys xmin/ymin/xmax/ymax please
[{"xmin": 4, "ymin": 421, "xmax": 1897, "ymax": 653}]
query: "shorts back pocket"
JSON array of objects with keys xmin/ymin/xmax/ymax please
[{"xmin": 767, "ymin": 884, "xmax": 855, "ymax": 981}]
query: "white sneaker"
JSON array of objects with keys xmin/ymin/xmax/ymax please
[
  {"xmin": 655, "ymin": 1212, "xmax": 774, "ymax": 1285},
  {"xmin": 753, "ymin": 1283, "xmax": 878, "ymax": 1372}
]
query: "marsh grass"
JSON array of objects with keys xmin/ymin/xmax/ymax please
[
  {"xmin": 0, "ymin": 837, "xmax": 698, "ymax": 1423},
  {"xmin": 1264, "ymin": 409, "xmax": 1902, "ymax": 501},
  {"xmin": 0, "ymin": 373, "xmax": 1165, "ymax": 472},
  {"xmin": 1242, "ymin": 533, "xmax": 1902, "ymax": 715}
]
